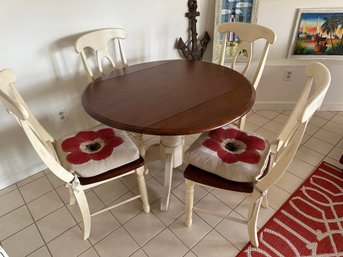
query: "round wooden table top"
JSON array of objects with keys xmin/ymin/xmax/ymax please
[{"xmin": 82, "ymin": 59, "xmax": 255, "ymax": 135}]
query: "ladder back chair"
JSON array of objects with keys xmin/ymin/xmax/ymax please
[
  {"xmin": 75, "ymin": 28, "xmax": 146, "ymax": 157},
  {"xmin": 216, "ymin": 22, "xmax": 276, "ymax": 129},
  {"xmin": 183, "ymin": 62, "xmax": 331, "ymax": 247},
  {"xmin": 0, "ymin": 69, "xmax": 150, "ymax": 240}
]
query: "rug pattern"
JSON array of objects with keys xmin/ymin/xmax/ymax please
[{"xmin": 237, "ymin": 162, "xmax": 343, "ymax": 257}]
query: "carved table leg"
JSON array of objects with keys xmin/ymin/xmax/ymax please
[{"xmin": 160, "ymin": 135, "xmax": 184, "ymax": 211}]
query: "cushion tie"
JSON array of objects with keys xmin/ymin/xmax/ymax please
[{"xmin": 65, "ymin": 174, "xmax": 80, "ymax": 193}]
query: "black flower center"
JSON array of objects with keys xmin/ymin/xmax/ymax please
[
  {"xmin": 86, "ymin": 142, "xmax": 101, "ymax": 152},
  {"xmin": 225, "ymin": 142, "xmax": 240, "ymax": 152}
]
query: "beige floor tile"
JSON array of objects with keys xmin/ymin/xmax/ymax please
[
  {"xmin": 215, "ymin": 211, "xmax": 249, "ymax": 250},
  {"xmin": 255, "ymin": 110, "xmax": 281, "ymax": 120},
  {"xmin": 0, "ymin": 205, "xmax": 33, "ymax": 240},
  {"xmin": 169, "ymin": 213, "xmax": 211, "ymax": 248},
  {"xmin": 151, "ymin": 194, "xmax": 184, "ymax": 226},
  {"xmin": 287, "ymin": 158, "xmax": 315, "ymax": 179},
  {"xmin": 192, "ymin": 230, "xmax": 238, "ymax": 257},
  {"xmin": 88, "ymin": 211, "xmax": 120, "ymax": 244},
  {"xmin": 2, "ymin": 224, "xmax": 44, "ymax": 257},
  {"xmin": 314, "ymin": 111, "xmax": 336, "ymax": 120},
  {"xmin": 274, "ymin": 113, "xmax": 290, "ymax": 125},
  {"xmin": 123, "ymin": 212, "xmax": 165, "ymax": 246},
  {"xmin": 110, "ymin": 191, "xmax": 144, "ymax": 224},
  {"xmin": 36, "ymin": 207, "xmax": 76, "ymax": 242},
  {"xmin": 308, "ymin": 116, "xmax": 327, "ymax": 128},
  {"xmin": 328, "ymin": 146, "xmax": 343, "ymax": 161},
  {"xmin": 262, "ymin": 120, "xmax": 284, "ymax": 134},
  {"xmin": 194, "ymin": 193, "xmax": 232, "ymax": 227},
  {"xmin": 313, "ymin": 128, "xmax": 342, "ymax": 145},
  {"xmin": 244, "ymin": 121, "xmax": 260, "ymax": 132},
  {"xmin": 153, "ymin": 168, "xmax": 184, "ymax": 190},
  {"xmin": 130, "ymin": 249, "xmax": 148, "ymax": 257},
  {"xmin": 211, "ymin": 188, "xmax": 247, "ymax": 210},
  {"xmin": 78, "ymin": 247, "xmax": 100, "ymax": 257},
  {"xmin": 246, "ymin": 113, "xmax": 270, "ymax": 127},
  {"xmin": 304, "ymin": 124, "xmax": 320, "ymax": 136},
  {"xmin": 338, "ymin": 138, "xmax": 343, "ymax": 148},
  {"xmin": 267, "ymin": 186, "xmax": 290, "ymax": 210},
  {"xmin": 0, "ymin": 184, "xmax": 17, "ymax": 197},
  {"xmin": 47, "ymin": 226, "xmax": 91, "ymax": 257},
  {"xmin": 133, "ymin": 176, "xmax": 163, "ymax": 204},
  {"xmin": 331, "ymin": 113, "xmax": 343, "ymax": 126},
  {"xmin": 142, "ymin": 229, "xmax": 188, "ymax": 257},
  {"xmin": 304, "ymin": 137, "xmax": 334, "ymax": 155},
  {"xmin": 322, "ymin": 121, "xmax": 343, "ymax": 136},
  {"xmin": 276, "ymin": 171, "xmax": 303, "ymax": 194},
  {"xmin": 46, "ymin": 172, "xmax": 65, "ymax": 189},
  {"xmin": 16, "ymin": 172, "xmax": 45, "ymax": 187},
  {"xmin": 19, "ymin": 176, "xmax": 53, "ymax": 203},
  {"xmin": 183, "ymin": 251, "xmax": 197, "ymax": 257},
  {"xmin": 323, "ymin": 156, "xmax": 343, "ymax": 170},
  {"xmin": 92, "ymin": 179, "xmax": 129, "ymax": 205},
  {"xmin": 27, "ymin": 246, "xmax": 52, "ymax": 257},
  {"xmin": 172, "ymin": 181, "xmax": 209, "ymax": 205},
  {"xmin": 66, "ymin": 191, "xmax": 105, "ymax": 223},
  {"xmin": 254, "ymin": 128, "xmax": 278, "ymax": 142},
  {"xmin": 234, "ymin": 197, "xmax": 275, "ymax": 229},
  {"xmin": 120, "ymin": 173, "xmax": 139, "ymax": 189},
  {"xmin": 295, "ymin": 146, "xmax": 324, "ymax": 167},
  {"xmin": 27, "ymin": 190, "xmax": 64, "ymax": 221},
  {"xmin": 0, "ymin": 189, "xmax": 25, "ymax": 216},
  {"xmin": 94, "ymin": 227, "xmax": 139, "ymax": 257}
]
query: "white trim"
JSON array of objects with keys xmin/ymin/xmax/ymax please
[
  {"xmin": 0, "ymin": 162, "xmax": 47, "ymax": 190},
  {"xmin": 254, "ymin": 101, "xmax": 343, "ymax": 111}
]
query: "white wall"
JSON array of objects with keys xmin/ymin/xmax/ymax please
[
  {"xmin": 256, "ymin": 0, "xmax": 343, "ymax": 110},
  {"xmin": 0, "ymin": 0, "xmax": 342, "ymax": 189}
]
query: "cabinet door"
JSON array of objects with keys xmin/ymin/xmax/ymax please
[{"xmin": 212, "ymin": 0, "xmax": 259, "ymax": 64}]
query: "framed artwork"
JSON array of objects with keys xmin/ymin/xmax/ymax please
[
  {"xmin": 288, "ymin": 8, "xmax": 343, "ymax": 59},
  {"xmin": 212, "ymin": 0, "xmax": 259, "ymax": 63}
]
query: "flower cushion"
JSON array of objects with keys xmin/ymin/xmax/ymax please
[
  {"xmin": 185, "ymin": 125, "xmax": 270, "ymax": 183},
  {"xmin": 55, "ymin": 125, "xmax": 140, "ymax": 178}
]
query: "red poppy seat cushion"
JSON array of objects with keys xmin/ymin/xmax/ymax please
[
  {"xmin": 185, "ymin": 125, "xmax": 270, "ymax": 183},
  {"xmin": 55, "ymin": 126, "xmax": 140, "ymax": 178}
]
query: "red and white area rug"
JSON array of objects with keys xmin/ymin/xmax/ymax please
[{"xmin": 237, "ymin": 162, "xmax": 343, "ymax": 257}]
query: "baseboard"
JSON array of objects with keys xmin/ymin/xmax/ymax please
[
  {"xmin": 254, "ymin": 101, "xmax": 343, "ymax": 111},
  {"xmin": 0, "ymin": 163, "xmax": 47, "ymax": 190}
]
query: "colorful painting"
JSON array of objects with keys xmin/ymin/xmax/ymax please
[{"xmin": 288, "ymin": 8, "xmax": 343, "ymax": 58}]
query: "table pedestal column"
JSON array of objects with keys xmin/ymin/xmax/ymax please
[{"xmin": 160, "ymin": 135, "xmax": 184, "ymax": 211}]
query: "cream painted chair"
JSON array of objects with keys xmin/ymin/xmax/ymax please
[
  {"xmin": 0, "ymin": 69, "xmax": 150, "ymax": 240},
  {"xmin": 75, "ymin": 28, "xmax": 146, "ymax": 157},
  {"xmin": 216, "ymin": 22, "xmax": 276, "ymax": 129},
  {"xmin": 183, "ymin": 62, "xmax": 331, "ymax": 247}
]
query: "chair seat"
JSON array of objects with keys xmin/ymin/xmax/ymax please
[
  {"xmin": 56, "ymin": 125, "xmax": 140, "ymax": 178},
  {"xmin": 184, "ymin": 164, "xmax": 255, "ymax": 193},
  {"xmin": 185, "ymin": 124, "xmax": 270, "ymax": 183}
]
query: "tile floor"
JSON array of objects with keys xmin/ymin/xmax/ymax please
[{"xmin": 0, "ymin": 110, "xmax": 342, "ymax": 257}]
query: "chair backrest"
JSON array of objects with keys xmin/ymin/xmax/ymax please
[
  {"xmin": 75, "ymin": 28, "xmax": 128, "ymax": 82},
  {"xmin": 217, "ymin": 22, "xmax": 276, "ymax": 90},
  {"xmin": 0, "ymin": 69, "xmax": 74, "ymax": 183},
  {"xmin": 256, "ymin": 62, "xmax": 331, "ymax": 192}
]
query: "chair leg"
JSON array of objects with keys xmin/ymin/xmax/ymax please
[
  {"xmin": 185, "ymin": 179, "xmax": 194, "ymax": 227},
  {"xmin": 73, "ymin": 188, "xmax": 91, "ymax": 240},
  {"xmin": 68, "ymin": 187, "xmax": 76, "ymax": 205},
  {"xmin": 136, "ymin": 167, "xmax": 150, "ymax": 213},
  {"xmin": 247, "ymin": 191, "xmax": 263, "ymax": 247},
  {"xmin": 239, "ymin": 115, "xmax": 247, "ymax": 130},
  {"xmin": 262, "ymin": 189, "xmax": 269, "ymax": 208}
]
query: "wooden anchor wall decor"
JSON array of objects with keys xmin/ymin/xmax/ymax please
[{"xmin": 177, "ymin": 0, "xmax": 210, "ymax": 61}]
